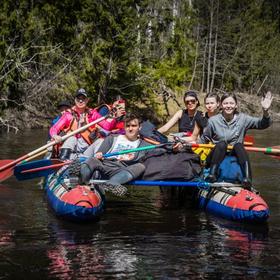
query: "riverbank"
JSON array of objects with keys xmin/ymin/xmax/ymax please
[{"xmin": 0, "ymin": 91, "xmax": 279, "ymax": 133}]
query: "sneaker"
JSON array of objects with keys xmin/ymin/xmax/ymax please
[{"xmin": 98, "ymin": 182, "xmax": 127, "ymax": 197}]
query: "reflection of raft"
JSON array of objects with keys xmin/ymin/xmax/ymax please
[
  {"xmin": 196, "ymin": 156, "xmax": 269, "ymax": 222},
  {"xmin": 45, "ymin": 165, "xmax": 105, "ymax": 222}
]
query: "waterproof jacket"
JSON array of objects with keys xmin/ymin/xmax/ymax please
[{"xmin": 199, "ymin": 112, "xmax": 272, "ymax": 145}]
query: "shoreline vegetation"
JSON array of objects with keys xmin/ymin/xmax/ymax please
[
  {"xmin": 1, "ymin": 1, "xmax": 280, "ymax": 132},
  {"xmin": 0, "ymin": 90, "xmax": 279, "ymax": 134}
]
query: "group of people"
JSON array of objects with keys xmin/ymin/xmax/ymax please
[
  {"xmin": 48, "ymin": 87, "xmax": 273, "ymax": 193},
  {"xmin": 159, "ymin": 90, "xmax": 273, "ymax": 188}
]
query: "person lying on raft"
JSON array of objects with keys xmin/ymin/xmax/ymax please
[
  {"xmin": 49, "ymin": 88, "xmax": 125, "ymax": 160},
  {"xmin": 78, "ymin": 113, "xmax": 173, "ymax": 194},
  {"xmin": 172, "ymin": 92, "xmax": 220, "ymax": 143},
  {"xmin": 158, "ymin": 90, "xmax": 205, "ymax": 136},
  {"xmin": 199, "ymin": 91, "xmax": 273, "ymax": 189}
]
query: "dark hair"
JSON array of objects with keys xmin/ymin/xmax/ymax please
[
  {"xmin": 124, "ymin": 113, "xmax": 142, "ymax": 124},
  {"xmin": 204, "ymin": 92, "xmax": 220, "ymax": 103},
  {"xmin": 220, "ymin": 92, "xmax": 238, "ymax": 104},
  {"xmin": 183, "ymin": 90, "xmax": 200, "ymax": 106}
]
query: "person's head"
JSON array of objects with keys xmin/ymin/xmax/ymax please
[
  {"xmin": 57, "ymin": 100, "xmax": 71, "ymax": 113},
  {"xmin": 204, "ymin": 93, "xmax": 220, "ymax": 116},
  {"xmin": 124, "ymin": 113, "xmax": 142, "ymax": 141},
  {"xmin": 183, "ymin": 90, "xmax": 200, "ymax": 112},
  {"xmin": 74, "ymin": 88, "xmax": 89, "ymax": 110},
  {"xmin": 220, "ymin": 92, "xmax": 238, "ymax": 118}
]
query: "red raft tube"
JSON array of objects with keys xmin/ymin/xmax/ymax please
[
  {"xmin": 45, "ymin": 165, "xmax": 105, "ymax": 222},
  {"xmin": 197, "ymin": 156, "xmax": 269, "ymax": 223}
]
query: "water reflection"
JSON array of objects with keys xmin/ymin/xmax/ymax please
[
  {"xmin": 46, "ymin": 221, "xmax": 139, "ymax": 279},
  {"xmin": 0, "ymin": 125, "xmax": 279, "ymax": 279}
]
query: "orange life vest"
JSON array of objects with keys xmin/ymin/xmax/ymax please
[{"xmin": 64, "ymin": 107, "xmax": 96, "ymax": 145}]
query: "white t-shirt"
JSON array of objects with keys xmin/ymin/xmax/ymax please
[{"xmin": 109, "ymin": 135, "xmax": 140, "ymax": 161}]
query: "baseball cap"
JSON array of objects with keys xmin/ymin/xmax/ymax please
[
  {"xmin": 57, "ymin": 100, "xmax": 71, "ymax": 109},
  {"xmin": 75, "ymin": 88, "xmax": 88, "ymax": 98}
]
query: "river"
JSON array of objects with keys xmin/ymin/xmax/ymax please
[{"xmin": 0, "ymin": 124, "xmax": 279, "ymax": 279}]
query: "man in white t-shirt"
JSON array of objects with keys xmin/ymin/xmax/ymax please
[{"xmin": 79, "ymin": 113, "xmax": 152, "ymax": 195}]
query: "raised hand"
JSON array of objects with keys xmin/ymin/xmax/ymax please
[
  {"xmin": 112, "ymin": 100, "xmax": 126, "ymax": 118},
  {"xmin": 261, "ymin": 91, "xmax": 273, "ymax": 111}
]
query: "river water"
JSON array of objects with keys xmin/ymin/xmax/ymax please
[{"xmin": 0, "ymin": 124, "xmax": 279, "ymax": 279}]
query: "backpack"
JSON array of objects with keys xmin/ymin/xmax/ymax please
[{"xmin": 140, "ymin": 120, "xmax": 168, "ymax": 144}]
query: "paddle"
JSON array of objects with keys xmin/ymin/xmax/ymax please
[
  {"xmin": 0, "ymin": 149, "xmax": 49, "ymax": 182},
  {"xmin": 14, "ymin": 142, "xmax": 173, "ymax": 180},
  {"xmin": 172, "ymin": 133, "xmax": 255, "ymax": 146},
  {"xmin": 90, "ymin": 179, "xmax": 243, "ymax": 189},
  {"xmin": 0, "ymin": 115, "xmax": 108, "ymax": 182},
  {"xmin": 188, "ymin": 143, "xmax": 280, "ymax": 157}
]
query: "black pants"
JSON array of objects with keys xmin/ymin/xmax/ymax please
[
  {"xmin": 206, "ymin": 141, "xmax": 250, "ymax": 167},
  {"xmin": 83, "ymin": 158, "xmax": 145, "ymax": 180}
]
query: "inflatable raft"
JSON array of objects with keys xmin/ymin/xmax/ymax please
[
  {"xmin": 45, "ymin": 164, "xmax": 105, "ymax": 222},
  {"xmin": 196, "ymin": 156, "xmax": 269, "ymax": 222}
]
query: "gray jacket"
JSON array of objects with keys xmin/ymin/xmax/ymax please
[{"xmin": 199, "ymin": 112, "xmax": 272, "ymax": 145}]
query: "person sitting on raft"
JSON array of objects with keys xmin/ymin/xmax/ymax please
[
  {"xmin": 78, "ymin": 113, "xmax": 171, "ymax": 194},
  {"xmin": 199, "ymin": 91, "xmax": 273, "ymax": 188},
  {"xmin": 173, "ymin": 92, "xmax": 220, "ymax": 143},
  {"xmin": 82, "ymin": 97, "xmax": 127, "ymax": 156},
  {"xmin": 49, "ymin": 88, "xmax": 125, "ymax": 160},
  {"xmin": 158, "ymin": 90, "xmax": 205, "ymax": 136}
]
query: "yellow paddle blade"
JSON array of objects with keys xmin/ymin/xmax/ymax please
[{"xmin": 192, "ymin": 147, "xmax": 212, "ymax": 161}]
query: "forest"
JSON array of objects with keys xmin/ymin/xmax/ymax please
[{"xmin": 1, "ymin": 0, "xmax": 280, "ymax": 131}]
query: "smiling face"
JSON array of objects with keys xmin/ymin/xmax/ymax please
[
  {"xmin": 75, "ymin": 95, "xmax": 89, "ymax": 110},
  {"xmin": 221, "ymin": 96, "xmax": 238, "ymax": 118},
  {"xmin": 205, "ymin": 97, "xmax": 220, "ymax": 116},
  {"xmin": 125, "ymin": 118, "xmax": 140, "ymax": 141}
]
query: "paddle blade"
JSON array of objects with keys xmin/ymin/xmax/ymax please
[
  {"xmin": 244, "ymin": 134, "xmax": 254, "ymax": 146},
  {"xmin": 14, "ymin": 159, "xmax": 63, "ymax": 181},
  {"xmin": 0, "ymin": 160, "xmax": 15, "ymax": 182}
]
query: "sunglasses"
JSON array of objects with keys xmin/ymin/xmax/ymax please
[
  {"xmin": 75, "ymin": 98, "xmax": 87, "ymax": 103},
  {"xmin": 185, "ymin": 99, "xmax": 196, "ymax": 105}
]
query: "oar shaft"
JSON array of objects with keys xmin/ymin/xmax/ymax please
[
  {"xmin": 190, "ymin": 143, "xmax": 280, "ymax": 155},
  {"xmin": 104, "ymin": 143, "xmax": 167, "ymax": 158},
  {"xmin": 0, "ymin": 115, "xmax": 107, "ymax": 172},
  {"xmin": 26, "ymin": 115, "xmax": 107, "ymax": 157},
  {"xmin": 21, "ymin": 162, "xmax": 69, "ymax": 174},
  {"xmin": 245, "ymin": 146, "xmax": 280, "ymax": 154},
  {"xmin": 90, "ymin": 179, "xmax": 242, "ymax": 188},
  {"xmin": 21, "ymin": 149, "xmax": 48, "ymax": 163},
  {"xmin": 16, "ymin": 143, "xmax": 170, "ymax": 176}
]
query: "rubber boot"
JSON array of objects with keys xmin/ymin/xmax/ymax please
[
  {"xmin": 100, "ymin": 170, "xmax": 132, "ymax": 196},
  {"xmin": 206, "ymin": 164, "xmax": 218, "ymax": 183},
  {"xmin": 80, "ymin": 158, "xmax": 104, "ymax": 184},
  {"xmin": 59, "ymin": 148, "xmax": 72, "ymax": 160},
  {"xmin": 240, "ymin": 161, "xmax": 252, "ymax": 190},
  {"xmin": 67, "ymin": 159, "xmax": 81, "ymax": 188},
  {"xmin": 80, "ymin": 163, "xmax": 93, "ymax": 184}
]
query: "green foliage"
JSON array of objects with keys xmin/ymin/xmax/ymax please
[{"xmin": 1, "ymin": 0, "xmax": 280, "ymax": 129}]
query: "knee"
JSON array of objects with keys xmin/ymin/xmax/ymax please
[
  {"xmin": 127, "ymin": 163, "xmax": 146, "ymax": 178},
  {"xmin": 84, "ymin": 158, "xmax": 101, "ymax": 171},
  {"xmin": 215, "ymin": 141, "xmax": 227, "ymax": 152}
]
